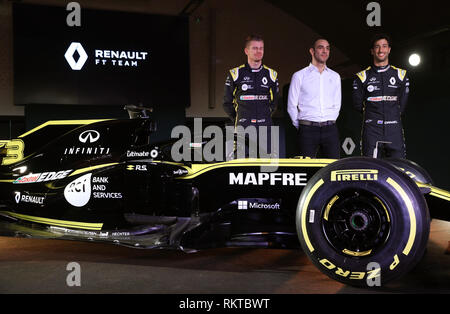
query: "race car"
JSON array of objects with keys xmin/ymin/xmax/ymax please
[{"xmin": 0, "ymin": 106, "xmax": 448, "ymax": 287}]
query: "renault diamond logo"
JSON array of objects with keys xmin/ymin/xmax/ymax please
[
  {"xmin": 65, "ymin": 42, "xmax": 88, "ymax": 70},
  {"xmin": 15, "ymin": 191, "xmax": 21, "ymax": 203}
]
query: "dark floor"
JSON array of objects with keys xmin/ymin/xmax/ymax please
[{"xmin": 0, "ymin": 220, "xmax": 448, "ymax": 294}]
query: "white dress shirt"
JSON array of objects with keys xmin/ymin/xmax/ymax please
[{"xmin": 287, "ymin": 63, "xmax": 341, "ymax": 128}]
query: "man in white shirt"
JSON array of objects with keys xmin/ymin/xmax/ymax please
[{"xmin": 287, "ymin": 39, "xmax": 341, "ymax": 158}]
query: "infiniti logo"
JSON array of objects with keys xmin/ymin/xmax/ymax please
[
  {"xmin": 79, "ymin": 130, "xmax": 100, "ymax": 143},
  {"xmin": 65, "ymin": 42, "xmax": 88, "ymax": 70}
]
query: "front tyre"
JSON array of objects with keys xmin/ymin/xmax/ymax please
[{"xmin": 296, "ymin": 157, "xmax": 430, "ymax": 287}]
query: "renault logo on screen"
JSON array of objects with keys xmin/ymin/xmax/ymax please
[
  {"xmin": 64, "ymin": 42, "xmax": 149, "ymax": 70},
  {"xmin": 64, "ymin": 42, "xmax": 88, "ymax": 70}
]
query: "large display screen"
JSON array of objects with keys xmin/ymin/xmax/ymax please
[{"xmin": 13, "ymin": 3, "xmax": 190, "ymax": 108}]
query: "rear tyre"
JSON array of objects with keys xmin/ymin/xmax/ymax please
[{"xmin": 296, "ymin": 157, "xmax": 430, "ymax": 287}]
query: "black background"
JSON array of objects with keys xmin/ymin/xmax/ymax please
[
  {"xmin": 8, "ymin": 2, "xmax": 450, "ymax": 190},
  {"xmin": 13, "ymin": 3, "xmax": 190, "ymax": 109}
]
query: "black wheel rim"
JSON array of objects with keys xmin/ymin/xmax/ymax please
[{"xmin": 321, "ymin": 189, "xmax": 391, "ymax": 257}]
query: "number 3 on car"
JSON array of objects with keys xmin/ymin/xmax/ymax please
[{"xmin": 0, "ymin": 139, "xmax": 25, "ymax": 165}]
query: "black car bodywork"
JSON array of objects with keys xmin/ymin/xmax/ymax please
[{"xmin": 0, "ymin": 113, "xmax": 448, "ymax": 286}]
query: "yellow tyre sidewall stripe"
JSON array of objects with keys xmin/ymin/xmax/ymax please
[
  {"xmin": 300, "ymin": 176, "xmax": 418, "ymax": 257},
  {"xmin": 386, "ymin": 177, "xmax": 417, "ymax": 256},
  {"xmin": 299, "ymin": 178, "xmax": 324, "ymax": 253}
]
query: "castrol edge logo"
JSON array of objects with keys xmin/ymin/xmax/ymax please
[{"xmin": 13, "ymin": 170, "xmax": 72, "ymax": 184}]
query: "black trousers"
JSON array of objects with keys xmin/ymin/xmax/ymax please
[
  {"xmin": 234, "ymin": 120, "xmax": 275, "ymax": 157},
  {"xmin": 297, "ymin": 124, "xmax": 340, "ymax": 158},
  {"xmin": 362, "ymin": 124, "xmax": 406, "ymax": 159}
]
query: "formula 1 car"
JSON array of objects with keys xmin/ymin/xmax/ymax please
[{"xmin": 0, "ymin": 106, "xmax": 448, "ymax": 287}]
